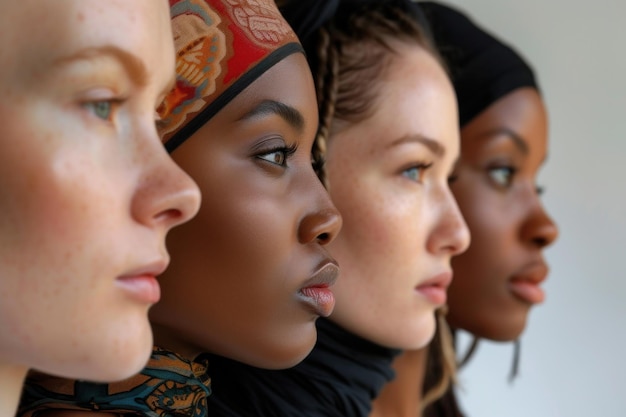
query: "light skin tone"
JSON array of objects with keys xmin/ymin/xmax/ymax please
[
  {"xmin": 0, "ymin": 0, "xmax": 201, "ymax": 415},
  {"xmin": 150, "ymin": 52, "xmax": 343, "ymax": 370},
  {"xmin": 371, "ymin": 87, "xmax": 559, "ymax": 417},
  {"xmin": 325, "ymin": 41, "xmax": 470, "ymax": 351}
]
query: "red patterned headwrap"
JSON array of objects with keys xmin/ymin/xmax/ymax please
[{"xmin": 160, "ymin": 0, "xmax": 303, "ymax": 152}]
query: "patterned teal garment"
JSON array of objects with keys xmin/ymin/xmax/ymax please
[{"xmin": 19, "ymin": 346, "xmax": 211, "ymax": 417}]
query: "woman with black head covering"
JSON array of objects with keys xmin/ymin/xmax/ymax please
[
  {"xmin": 371, "ymin": 2, "xmax": 559, "ymax": 416},
  {"xmin": 204, "ymin": 1, "xmax": 470, "ymax": 416}
]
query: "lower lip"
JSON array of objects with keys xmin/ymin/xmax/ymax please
[
  {"xmin": 116, "ymin": 275, "xmax": 161, "ymax": 304},
  {"xmin": 416, "ymin": 285, "xmax": 447, "ymax": 305},
  {"xmin": 509, "ymin": 281, "xmax": 545, "ymax": 304},
  {"xmin": 298, "ymin": 286, "xmax": 335, "ymax": 317}
]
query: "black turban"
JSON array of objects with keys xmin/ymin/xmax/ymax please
[{"xmin": 420, "ymin": 1, "xmax": 539, "ymax": 127}]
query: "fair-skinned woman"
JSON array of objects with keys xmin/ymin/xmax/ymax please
[
  {"xmin": 0, "ymin": 0, "xmax": 201, "ymax": 414},
  {"xmin": 371, "ymin": 3, "xmax": 559, "ymax": 416}
]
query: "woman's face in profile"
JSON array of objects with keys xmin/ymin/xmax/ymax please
[
  {"xmin": 0, "ymin": 0, "xmax": 200, "ymax": 380},
  {"xmin": 323, "ymin": 43, "xmax": 470, "ymax": 350},
  {"xmin": 448, "ymin": 87, "xmax": 559, "ymax": 341},
  {"xmin": 150, "ymin": 52, "xmax": 343, "ymax": 369}
]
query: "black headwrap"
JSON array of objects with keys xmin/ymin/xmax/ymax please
[
  {"xmin": 280, "ymin": 0, "xmax": 433, "ymax": 76},
  {"xmin": 419, "ymin": 1, "xmax": 539, "ymax": 127}
]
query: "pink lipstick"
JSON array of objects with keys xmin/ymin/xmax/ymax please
[{"xmin": 298, "ymin": 261, "xmax": 339, "ymax": 317}]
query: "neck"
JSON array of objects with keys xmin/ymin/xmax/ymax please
[
  {"xmin": 151, "ymin": 323, "xmax": 201, "ymax": 361},
  {"xmin": 0, "ymin": 360, "xmax": 28, "ymax": 417},
  {"xmin": 370, "ymin": 348, "xmax": 428, "ymax": 417}
]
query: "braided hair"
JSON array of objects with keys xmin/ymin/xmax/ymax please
[{"xmin": 309, "ymin": 1, "xmax": 440, "ymax": 185}]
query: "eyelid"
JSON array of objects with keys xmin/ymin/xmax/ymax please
[{"xmin": 255, "ymin": 143, "xmax": 298, "ymax": 167}]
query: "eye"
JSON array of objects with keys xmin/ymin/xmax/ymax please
[
  {"xmin": 83, "ymin": 100, "xmax": 117, "ymax": 122},
  {"xmin": 488, "ymin": 166, "xmax": 517, "ymax": 188},
  {"xmin": 256, "ymin": 144, "xmax": 298, "ymax": 167},
  {"xmin": 402, "ymin": 162, "xmax": 433, "ymax": 182}
]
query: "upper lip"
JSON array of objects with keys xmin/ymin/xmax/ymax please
[
  {"xmin": 416, "ymin": 270, "xmax": 453, "ymax": 289},
  {"xmin": 300, "ymin": 258, "xmax": 339, "ymax": 290},
  {"xmin": 117, "ymin": 258, "xmax": 169, "ymax": 280},
  {"xmin": 510, "ymin": 261, "xmax": 549, "ymax": 284}
]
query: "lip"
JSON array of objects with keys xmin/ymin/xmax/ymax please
[
  {"xmin": 297, "ymin": 259, "xmax": 339, "ymax": 317},
  {"xmin": 508, "ymin": 262, "xmax": 549, "ymax": 305},
  {"xmin": 115, "ymin": 260, "xmax": 168, "ymax": 305},
  {"xmin": 415, "ymin": 271, "xmax": 453, "ymax": 305}
]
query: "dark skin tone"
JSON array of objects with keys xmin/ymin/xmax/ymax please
[
  {"xmin": 447, "ymin": 87, "xmax": 558, "ymax": 340},
  {"xmin": 371, "ymin": 87, "xmax": 559, "ymax": 417},
  {"xmin": 150, "ymin": 52, "xmax": 342, "ymax": 370}
]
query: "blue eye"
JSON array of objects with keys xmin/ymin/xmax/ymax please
[
  {"xmin": 402, "ymin": 163, "xmax": 433, "ymax": 182},
  {"xmin": 257, "ymin": 144, "xmax": 297, "ymax": 167},
  {"xmin": 83, "ymin": 100, "xmax": 114, "ymax": 121},
  {"xmin": 488, "ymin": 166, "xmax": 516, "ymax": 187}
]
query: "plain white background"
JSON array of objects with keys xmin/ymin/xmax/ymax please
[{"xmin": 436, "ymin": 0, "xmax": 626, "ymax": 416}]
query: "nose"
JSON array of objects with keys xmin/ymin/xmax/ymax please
[
  {"xmin": 428, "ymin": 188, "xmax": 471, "ymax": 256},
  {"xmin": 521, "ymin": 197, "xmax": 559, "ymax": 249},
  {"xmin": 131, "ymin": 131, "xmax": 201, "ymax": 230},
  {"xmin": 297, "ymin": 179, "xmax": 342, "ymax": 246}
]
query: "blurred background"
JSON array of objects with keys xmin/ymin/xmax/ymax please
[{"xmin": 439, "ymin": 0, "xmax": 626, "ymax": 416}]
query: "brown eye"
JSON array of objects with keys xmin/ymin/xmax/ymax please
[
  {"xmin": 256, "ymin": 144, "xmax": 297, "ymax": 168},
  {"xmin": 258, "ymin": 150, "xmax": 287, "ymax": 166}
]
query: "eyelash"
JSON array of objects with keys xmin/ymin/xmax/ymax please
[
  {"xmin": 402, "ymin": 162, "xmax": 433, "ymax": 182},
  {"xmin": 256, "ymin": 143, "xmax": 298, "ymax": 167}
]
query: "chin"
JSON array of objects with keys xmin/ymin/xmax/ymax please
[
  {"xmin": 221, "ymin": 327, "xmax": 317, "ymax": 370},
  {"xmin": 380, "ymin": 315, "xmax": 437, "ymax": 350},
  {"xmin": 452, "ymin": 314, "xmax": 528, "ymax": 342}
]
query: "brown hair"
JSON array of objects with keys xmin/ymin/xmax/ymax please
[
  {"xmin": 308, "ymin": 2, "xmax": 455, "ymax": 413},
  {"xmin": 310, "ymin": 2, "xmax": 442, "ymax": 185}
]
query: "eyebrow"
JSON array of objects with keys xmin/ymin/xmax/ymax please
[
  {"xmin": 387, "ymin": 134, "xmax": 445, "ymax": 157},
  {"xmin": 52, "ymin": 45, "xmax": 150, "ymax": 88},
  {"xmin": 238, "ymin": 100, "xmax": 305, "ymax": 132},
  {"xmin": 479, "ymin": 128, "xmax": 529, "ymax": 155}
]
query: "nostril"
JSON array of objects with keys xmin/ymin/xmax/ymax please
[
  {"xmin": 317, "ymin": 232, "xmax": 330, "ymax": 244},
  {"xmin": 156, "ymin": 208, "xmax": 183, "ymax": 224}
]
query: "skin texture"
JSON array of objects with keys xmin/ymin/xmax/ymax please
[
  {"xmin": 325, "ymin": 42, "xmax": 470, "ymax": 350},
  {"xmin": 0, "ymin": 0, "xmax": 201, "ymax": 413},
  {"xmin": 448, "ymin": 87, "xmax": 559, "ymax": 341},
  {"xmin": 150, "ymin": 53, "xmax": 343, "ymax": 369}
]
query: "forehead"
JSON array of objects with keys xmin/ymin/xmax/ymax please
[
  {"xmin": 360, "ymin": 44, "xmax": 459, "ymax": 150},
  {"xmin": 0, "ymin": 0, "xmax": 169, "ymax": 80}
]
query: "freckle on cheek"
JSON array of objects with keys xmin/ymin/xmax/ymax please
[{"xmin": 76, "ymin": 12, "xmax": 85, "ymax": 22}]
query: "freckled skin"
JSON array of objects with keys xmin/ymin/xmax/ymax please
[
  {"xmin": 0, "ymin": 0, "xmax": 200, "ymax": 391},
  {"xmin": 150, "ymin": 53, "xmax": 343, "ymax": 369},
  {"xmin": 324, "ymin": 43, "xmax": 470, "ymax": 350},
  {"xmin": 447, "ymin": 88, "xmax": 559, "ymax": 341}
]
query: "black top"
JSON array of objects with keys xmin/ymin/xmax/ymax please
[{"xmin": 205, "ymin": 318, "xmax": 400, "ymax": 416}]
